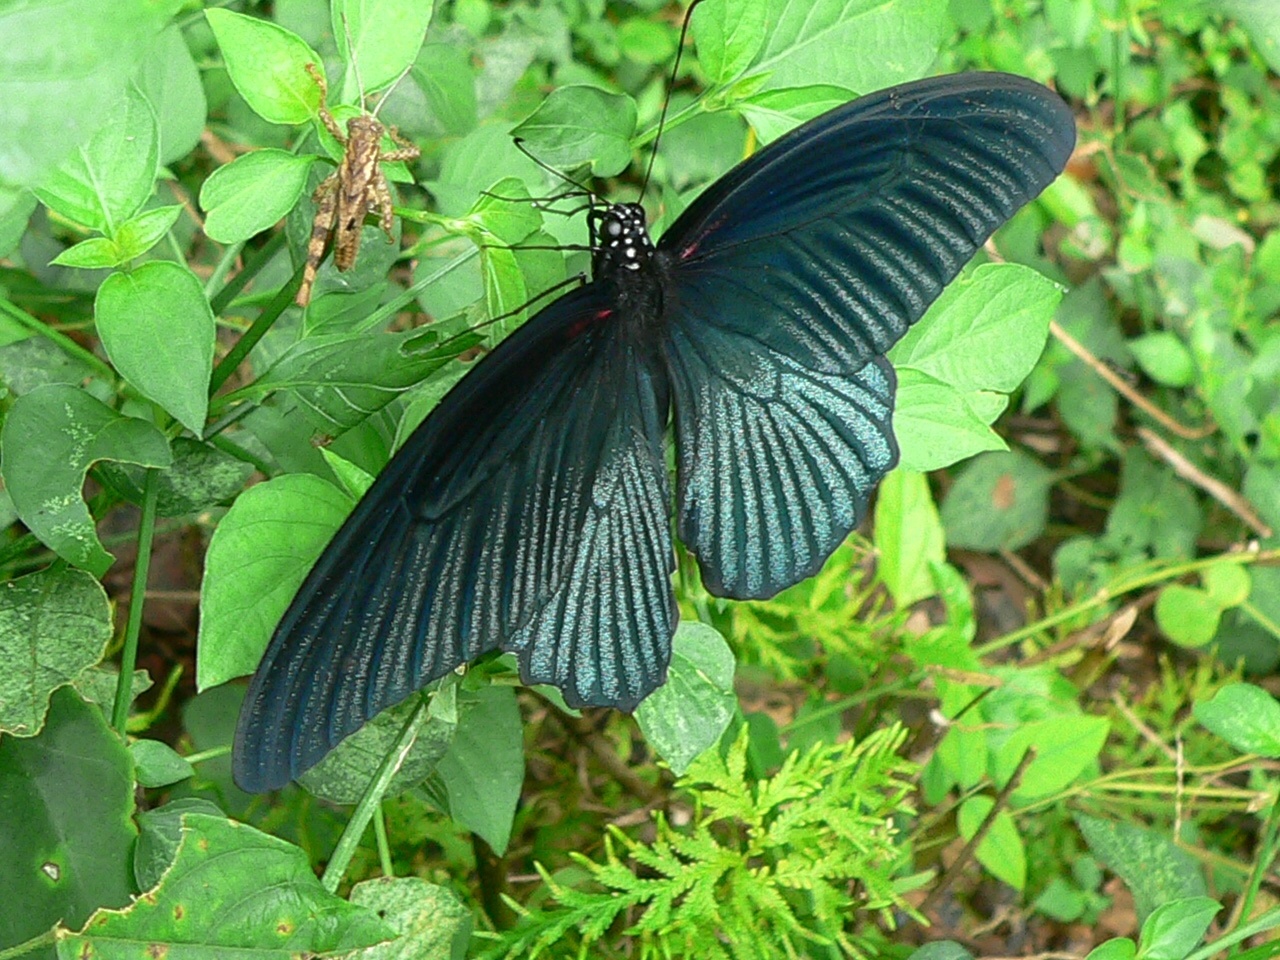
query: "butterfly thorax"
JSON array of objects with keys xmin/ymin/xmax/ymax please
[{"xmin": 591, "ymin": 202, "xmax": 667, "ymax": 339}]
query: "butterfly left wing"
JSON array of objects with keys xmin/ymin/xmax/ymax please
[
  {"xmin": 658, "ymin": 72, "xmax": 1076, "ymax": 599},
  {"xmin": 233, "ymin": 284, "xmax": 676, "ymax": 792}
]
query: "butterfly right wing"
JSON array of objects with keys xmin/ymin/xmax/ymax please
[{"xmin": 233, "ymin": 284, "xmax": 676, "ymax": 792}]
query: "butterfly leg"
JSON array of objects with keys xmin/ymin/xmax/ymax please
[{"xmin": 296, "ymin": 173, "xmax": 340, "ymax": 306}]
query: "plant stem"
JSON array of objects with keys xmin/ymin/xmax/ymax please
[
  {"xmin": 208, "ymin": 263, "xmax": 304, "ymax": 396},
  {"xmin": 374, "ymin": 803, "xmax": 394, "ymax": 877},
  {"xmin": 321, "ymin": 694, "xmax": 431, "ymax": 893},
  {"xmin": 112, "ymin": 469, "xmax": 159, "ymax": 735},
  {"xmin": 208, "ymin": 232, "xmax": 287, "ymax": 315}
]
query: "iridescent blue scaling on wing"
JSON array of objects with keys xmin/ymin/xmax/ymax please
[{"xmin": 233, "ymin": 72, "xmax": 1076, "ymax": 792}]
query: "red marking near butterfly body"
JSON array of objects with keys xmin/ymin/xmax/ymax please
[
  {"xmin": 679, "ymin": 214, "xmax": 729, "ymax": 260},
  {"xmin": 567, "ymin": 308, "xmax": 614, "ymax": 340}
]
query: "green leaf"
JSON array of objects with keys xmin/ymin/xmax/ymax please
[
  {"xmin": 1129, "ymin": 332, "xmax": 1195, "ymax": 388},
  {"xmin": 511, "ymin": 86, "xmax": 638, "ymax": 177},
  {"xmin": 97, "ymin": 437, "xmax": 253, "ymax": 518},
  {"xmin": 1074, "ymin": 814, "xmax": 1207, "ymax": 922},
  {"xmin": 873, "ymin": 470, "xmax": 946, "ymax": 607},
  {"xmin": 0, "ymin": 0, "xmax": 180, "ymax": 189},
  {"xmin": 205, "ymin": 9, "xmax": 321, "ymax": 125},
  {"xmin": 51, "ymin": 205, "xmax": 184, "ymax": 268},
  {"xmin": 424, "ymin": 686, "xmax": 524, "ymax": 854},
  {"xmin": 0, "ymin": 385, "xmax": 171, "ymax": 575},
  {"xmin": 941, "ymin": 450, "xmax": 1056, "ymax": 552},
  {"xmin": 201, "ymin": 150, "xmax": 317, "ymax": 243},
  {"xmin": 906, "ymin": 944, "xmax": 974, "ymax": 960},
  {"xmin": 334, "ymin": 0, "xmax": 435, "ymax": 101},
  {"xmin": 1193, "ymin": 683, "xmax": 1280, "ymax": 757},
  {"xmin": 736, "ymin": 84, "xmax": 855, "ymax": 142},
  {"xmin": 139, "ymin": 25, "xmax": 208, "ymax": 166},
  {"xmin": 129, "ymin": 740, "xmax": 194, "ymax": 788},
  {"xmin": 0, "ymin": 567, "xmax": 112, "ymax": 737},
  {"xmin": 1137, "ymin": 897, "xmax": 1221, "ymax": 960},
  {"xmin": 1201, "ymin": 562, "xmax": 1250, "ymax": 609},
  {"xmin": 636, "ymin": 622, "xmax": 738, "ymax": 776},
  {"xmin": 198, "ymin": 474, "xmax": 351, "ymax": 689},
  {"xmin": 0, "ymin": 185, "xmax": 37, "ymax": 258},
  {"xmin": 134, "ymin": 799, "xmax": 226, "ymax": 892},
  {"xmin": 692, "ymin": 0, "xmax": 767, "ymax": 83},
  {"xmin": 958, "ymin": 795, "xmax": 1026, "ymax": 890},
  {"xmin": 1154, "ymin": 585, "xmax": 1220, "ymax": 649},
  {"xmin": 301, "ymin": 696, "xmax": 457, "ymax": 804},
  {"xmin": 1222, "ymin": 0, "xmax": 1280, "ymax": 74},
  {"xmin": 0, "ymin": 687, "xmax": 136, "ymax": 952},
  {"xmin": 95, "ymin": 261, "xmax": 216, "ymax": 435},
  {"xmin": 348, "ymin": 877, "xmax": 471, "ymax": 960},
  {"xmin": 894, "ymin": 369, "xmax": 1008, "ymax": 472},
  {"xmin": 993, "ymin": 714, "xmax": 1110, "ymax": 803},
  {"xmin": 892, "ymin": 264, "xmax": 1060, "ymax": 394},
  {"xmin": 1087, "ymin": 941, "xmax": 1138, "ymax": 960},
  {"xmin": 0, "ymin": 338, "xmax": 97, "ymax": 396},
  {"xmin": 58, "ymin": 812, "xmax": 394, "ymax": 956},
  {"xmin": 34, "ymin": 82, "xmax": 159, "ymax": 234},
  {"xmin": 743, "ymin": 0, "xmax": 947, "ymax": 92}
]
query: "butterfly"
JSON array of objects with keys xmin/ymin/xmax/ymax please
[{"xmin": 233, "ymin": 71, "xmax": 1076, "ymax": 792}]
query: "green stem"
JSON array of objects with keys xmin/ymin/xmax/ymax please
[
  {"xmin": 321, "ymin": 694, "xmax": 431, "ymax": 893},
  {"xmin": 208, "ymin": 263, "xmax": 304, "ymax": 396},
  {"xmin": 374, "ymin": 803, "xmax": 395, "ymax": 877},
  {"xmin": 208, "ymin": 232, "xmax": 287, "ymax": 316},
  {"xmin": 112, "ymin": 469, "xmax": 159, "ymax": 735},
  {"xmin": 1185, "ymin": 906, "xmax": 1280, "ymax": 960}
]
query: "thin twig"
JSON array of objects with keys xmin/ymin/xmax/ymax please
[
  {"xmin": 1137, "ymin": 426, "xmax": 1272, "ymax": 537},
  {"xmin": 1050, "ymin": 319, "xmax": 1215, "ymax": 439}
]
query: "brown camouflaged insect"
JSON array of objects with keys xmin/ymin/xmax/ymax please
[{"xmin": 296, "ymin": 62, "xmax": 420, "ymax": 307}]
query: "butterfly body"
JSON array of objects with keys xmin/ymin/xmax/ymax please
[{"xmin": 234, "ymin": 72, "xmax": 1076, "ymax": 792}]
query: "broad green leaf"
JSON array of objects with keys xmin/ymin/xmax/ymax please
[
  {"xmin": 35, "ymin": 83, "xmax": 159, "ymax": 234},
  {"xmin": 205, "ymin": 9, "xmax": 321, "ymax": 125},
  {"xmin": 941, "ymin": 450, "xmax": 1056, "ymax": 552},
  {"xmin": 1201, "ymin": 562, "xmax": 1250, "ymax": 609},
  {"xmin": 0, "ymin": 338, "xmax": 97, "ymax": 396},
  {"xmin": 894, "ymin": 369, "xmax": 1008, "ymax": 472},
  {"xmin": 423, "ymin": 686, "xmax": 524, "ymax": 854},
  {"xmin": 247, "ymin": 327, "xmax": 468, "ymax": 432},
  {"xmin": 201, "ymin": 150, "xmax": 317, "ymax": 243},
  {"xmin": 958, "ymin": 795, "xmax": 1026, "ymax": 890},
  {"xmin": 301, "ymin": 695, "xmax": 457, "ymax": 804},
  {"xmin": 892, "ymin": 264, "xmax": 1060, "ymax": 394},
  {"xmin": 874, "ymin": 470, "xmax": 946, "ymax": 607},
  {"xmin": 335, "ymin": 0, "xmax": 436, "ymax": 102},
  {"xmin": 993, "ymin": 714, "xmax": 1110, "ymax": 803},
  {"xmin": 198, "ymin": 474, "xmax": 351, "ymax": 689},
  {"xmin": 349, "ymin": 877, "xmax": 471, "ymax": 960},
  {"xmin": 134, "ymin": 799, "xmax": 226, "ymax": 892},
  {"xmin": 0, "ymin": 567, "xmax": 111, "ymax": 737},
  {"xmin": 129, "ymin": 740, "xmax": 194, "ymax": 788},
  {"xmin": 0, "ymin": 385, "xmax": 171, "ymax": 575},
  {"xmin": 511, "ymin": 86, "xmax": 638, "ymax": 177},
  {"xmin": 57, "ymin": 812, "xmax": 394, "ymax": 957},
  {"xmin": 95, "ymin": 261, "xmax": 215, "ymax": 435},
  {"xmin": 692, "ymin": 0, "xmax": 768, "ymax": 83},
  {"xmin": 319, "ymin": 448, "xmax": 376, "ymax": 500},
  {"xmin": 139, "ymin": 25, "xmax": 208, "ymax": 166},
  {"xmin": 1087, "ymin": 941, "xmax": 1138, "ymax": 960},
  {"xmin": 96, "ymin": 437, "xmax": 253, "ymax": 518},
  {"xmin": 1129, "ymin": 331, "xmax": 1194, "ymax": 388},
  {"xmin": 0, "ymin": 687, "xmax": 136, "ymax": 954},
  {"xmin": 636, "ymin": 622, "xmax": 738, "ymax": 775},
  {"xmin": 412, "ymin": 45, "xmax": 479, "ymax": 136},
  {"xmin": 1193, "ymin": 683, "xmax": 1280, "ymax": 757},
  {"xmin": 0, "ymin": 0, "xmax": 179, "ymax": 189},
  {"xmin": 737, "ymin": 84, "xmax": 856, "ymax": 143},
  {"xmin": 1154, "ymin": 585, "xmax": 1220, "ymax": 649},
  {"xmin": 0, "ymin": 185, "xmax": 37, "ymax": 258},
  {"xmin": 906, "ymin": 944, "xmax": 974, "ymax": 960},
  {"xmin": 1222, "ymin": 0, "xmax": 1280, "ymax": 74},
  {"xmin": 1138, "ymin": 897, "xmax": 1221, "ymax": 960},
  {"xmin": 745, "ymin": 0, "xmax": 947, "ymax": 92},
  {"xmin": 48, "ymin": 237, "xmax": 119, "ymax": 270},
  {"xmin": 1074, "ymin": 814, "xmax": 1207, "ymax": 922}
]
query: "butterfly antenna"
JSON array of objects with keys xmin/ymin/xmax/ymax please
[
  {"xmin": 640, "ymin": 0, "xmax": 704, "ymax": 201},
  {"xmin": 513, "ymin": 137, "xmax": 598, "ymax": 199}
]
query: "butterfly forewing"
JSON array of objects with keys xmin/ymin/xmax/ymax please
[
  {"xmin": 233, "ymin": 285, "xmax": 675, "ymax": 792},
  {"xmin": 659, "ymin": 73, "xmax": 1075, "ymax": 598}
]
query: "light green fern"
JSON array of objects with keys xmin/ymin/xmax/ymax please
[{"xmin": 483, "ymin": 723, "xmax": 920, "ymax": 959}]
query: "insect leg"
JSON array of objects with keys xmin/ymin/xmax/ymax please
[
  {"xmin": 305, "ymin": 63, "xmax": 347, "ymax": 144},
  {"xmin": 296, "ymin": 173, "xmax": 340, "ymax": 307}
]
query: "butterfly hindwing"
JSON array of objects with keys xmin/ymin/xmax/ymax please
[
  {"xmin": 659, "ymin": 72, "xmax": 1075, "ymax": 598},
  {"xmin": 233, "ymin": 285, "xmax": 675, "ymax": 791}
]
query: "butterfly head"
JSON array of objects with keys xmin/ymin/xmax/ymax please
[{"xmin": 592, "ymin": 202, "xmax": 655, "ymax": 278}]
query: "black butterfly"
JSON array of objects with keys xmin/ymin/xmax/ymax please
[{"xmin": 233, "ymin": 71, "xmax": 1076, "ymax": 792}]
